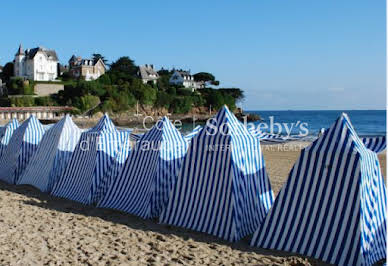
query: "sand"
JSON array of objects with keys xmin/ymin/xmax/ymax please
[{"xmin": 0, "ymin": 142, "xmax": 384, "ymax": 265}]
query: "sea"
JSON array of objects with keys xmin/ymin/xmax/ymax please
[
  {"xmin": 248, "ymin": 110, "xmax": 386, "ymax": 138},
  {"xmin": 180, "ymin": 110, "xmax": 386, "ymax": 139}
]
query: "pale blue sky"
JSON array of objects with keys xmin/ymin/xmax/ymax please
[{"xmin": 0, "ymin": 0, "xmax": 385, "ymax": 110}]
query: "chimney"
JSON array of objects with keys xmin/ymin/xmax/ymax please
[{"xmin": 150, "ymin": 64, "xmax": 154, "ymax": 69}]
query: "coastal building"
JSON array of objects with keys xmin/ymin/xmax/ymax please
[
  {"xmin": 169, "ymin": 70, "xmax": 204, "ymax": 91},
  {"xmin": 14, "ymin": 44, "xmax": 59, "ymax": 81},
  {"xmin": 68, "ymin": 55, "xmax": 106, "ymax": 81},
  {"xmin": 138, "ymin": 64, "xmax": 159, "ymax": 84},
  {"xmin": 0, "ymin": 106, "xmax": 73, "ymax": 120}
]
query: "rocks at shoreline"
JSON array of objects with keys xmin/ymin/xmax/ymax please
[{"xmin": 2, "ymin": 105, "xmax": 262, "ymax": 129}]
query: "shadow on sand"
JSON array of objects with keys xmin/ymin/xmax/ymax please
[{"xmin": 0, "ymin": 181, "xmax": 329, "ymax": 266}]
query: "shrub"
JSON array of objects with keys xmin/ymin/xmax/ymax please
[
  {"xmin": 10, "ymin": 96, "xmax": 35, "ymax": 107},
  {"xmin": 167, "ymin": 86, "xmax": 176, "ymax": 96},
  {"xmin": 35, "ymin": 96, "xmax": 56, "ymax": 106},
  {"xmin": 77, "ymin": 94, "xmax": 100, "ymax": 113},
  {"xmin": 170, "ymin": 96, "xmax": 193, "ymax": 114},
  {"xmin": 156, "ymin": 91, "xmax": 171, "ymax": 109},
  {"xmin": 177, "ymin": 87, "xmax": 192, "ymax": 96}
]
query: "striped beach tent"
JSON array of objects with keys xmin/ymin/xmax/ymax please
[
  {"xmin": 248, "ymin": 127, "xmax": 304, "ymax": 144},
  {"xmin": 129, "ymin": 131, "xmax": 143, "ymax": 142},
  {"xmin": 0, "ymin": 116, "xmax": 45, "ymax": 184},
  {"xmin": 97, "ymin": 132, "xmax": 132, "ymax": 203},
  {"xmin": 17, "ymin": 115, "xmax": 82, "ymax": 192},
  {"xmin": 183, "ymin": 125, "xmax": 203, "ymax": 142},
  {"xmin": 51, "ymin": 114, "xmax": 129, "ymax": 205},
  {"xmin": 0, "ymin": 118, "xmax": 19, "ymax": 158},
  {"xmin": 250, "ymin": 113, "xmax": 387, "ymax": 266},
  {"xmin": 98, "ymin": 117, "xmax": 188, "ymax": 218},
  {"xmin": 160, "ymin": 106, "xmax": 274, "ymax": 242},
  {"xmin": 362, "ymin": 136, "xmax": 386, "ymax": 153},
  {"xmin": 43, "ymin": 124, "xmax": 55, "ymax": 131}
]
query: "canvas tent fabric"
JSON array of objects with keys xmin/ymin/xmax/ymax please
[
  {"xmin": 361, "ymin": 136, "xmax": 386, "ymax": 153},
  {"xmin": 129, "ymin": 132, "xmax": 142, "ymax": 142},
  {"xmin": 183, "ymin": 125, "xmax": 202, "ymax": 142},
  {"xmin": 129, "ymin": 125, "xmax": 200, "ymax": 144},
  {"xmin": 98, "ymin": 117, "xmax": 188, "ymax": 219},
  {"xmin": 97, "ymin": 133, "xmax": 132, "ymax": 203},
  {"xmin": 0, "ymin": 116, "xmax": 45, "ymax": 184},
  {"xmin": 17, "ymin": 115, "xmax": 82, "ymax": 192},
  {"xmin": 160, "ymin": 106, "xmax": 274, "ymax": 242},
  {"xmin": 51, "ymin": 115, "xmax": 129, "ymax": 205},
  {"xmin": 250, "ymin": 113, "xmax": 387, "ymax": 266},
  {"xmin": 248, "ymin": 127, "xmax": 304, "ymax": 144},
  {"xmin": 0, "ymin": 119, "xmax": 19, "ymax": 158}
]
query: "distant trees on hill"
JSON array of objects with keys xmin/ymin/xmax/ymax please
[{"xmin": 0, "ymin": 55, "xmax": 245, "ymax": 114}]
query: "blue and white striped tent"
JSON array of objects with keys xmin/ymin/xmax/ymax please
[
  {"xmin": 43, "ymin": 124, "xmax": 54, "ymax": 131},
  {"xmin": 0, "ymin": 116, "xmax": 45, "ymax": 184},
  {"xmin": 51, "ymin": 114, "xmax": 130, "ymax": 205},
  {"xmin": 362, "ymin": 136, "xmax": 386, "ymax": 153},
  {"xmin": 98, "ymin": 117, "xmax": 188, "ymax": 218},
  {"xmin": 97, "ymin": 132, "xmax": 132, "ymax": 204},
  {"xmin": 183, "ymin": 125, "xmax": 203, "ymax": 142},
  {"xmin": 160, "ymin": 106, "xmax": 274, "ymax": 242},
  {"xmin": 129, "ymin": 131, "xmax": 143, "ymax": 142},
  {"xmin": 0, "ymin": 118, "xmax": 19, "ymax": 158},
  {"xmin": 130, "ymin": 125, "xmax": 202, "ymax": 143},
  {"xmin": 248, "ymin": 126, "xmax": 304, "ymax": 144},
  {"xmin": 250, "ymin": 113, "xmax": 387, "ymax": 266},
  {"xmin": 17, "ymin": 115, "xmax": 82, "ymax": 192}
]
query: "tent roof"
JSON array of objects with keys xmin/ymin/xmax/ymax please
[{"xmin": 89, "ymin": 114, "xmax": 117, "ymax": 133}]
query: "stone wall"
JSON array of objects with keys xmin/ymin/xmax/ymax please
[{"xmin": 34, "ymin": 83, "xmax": 64, "ymax": 96}]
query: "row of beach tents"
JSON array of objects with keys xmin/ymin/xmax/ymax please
[{"xmin": 0, "ymin": 106, "xmax": 386, "ymax": 266}]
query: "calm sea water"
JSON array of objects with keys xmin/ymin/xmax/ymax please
[{"xmin": 248, "ymin": 110, "xmax": 386, "ymax": 137}]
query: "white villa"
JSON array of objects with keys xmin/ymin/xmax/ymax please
[
  {"xmin": 169, "ymin": 70, "xmax": 204, "ymax": 91},
  {"xmin": 14, "ymin": 44, "xmax": 58, "ymax": 81}
]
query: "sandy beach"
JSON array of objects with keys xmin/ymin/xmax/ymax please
[{"xmin": 0, "ymin": 142, "xmax": 385, "ymax": 265}]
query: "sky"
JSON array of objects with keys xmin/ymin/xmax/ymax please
[{"xmin": 0, "ymin": 0, "xmax": 385, "ymax": 110}]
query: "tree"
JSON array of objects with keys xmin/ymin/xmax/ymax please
[
  {"xmin": 206, "ymin": 90, "xmax": 225, "ymax": 110},
  {"xmin": 109, "ymin": 56, "xmax": 138, "ymax": 78},
  {"xmin": 130, "ymin": 79, "xmax": 157, "ymax": 105},
  {"xmin": 97, "ymin": 74, "xmax": 112, "ymax": 85},
  {"xmin": 157, "ymin": 68, "xmax": 172, "ymax": 76},
  {"xmin": 78, "ymin": 94, "xmax": 100, "ymax": 113},
  {"xmin": 141, "ymin": 86, "xmax": 157, "ymax": 105},
  {"xmin": 193, "ymin": 72, "xmax": 215, "ymax": 82},
  {"xmin": 156, "ymin": 91, "xmax": 171, "ymax": 109},
  {"xmin": 191, "ymin": 92, "xmax": 205, "ymax": 107},
  {"xmin": 167, "ymin": 86, "xmax": 176, "ymax": 96},
  {"xmin": 193, "ymin": 72, "xmax": 220, "ymax": 86},
  {"xmin": 92, "ymin": 53, "xmax": 108, "ymax": 65},
  {"xmin": 218, "ymin": 88, "xmax": 245, "ymax": 102},
  {"xmin": 222, "ymin": 94, "xmax": 236, "ymax": 111},
  {"xmin": 170, "ymin": 96, "xmax": 193, "ymax": 114},
  {"xmin": 1, "ymin": 62, "xmax": 14, "ymax": 82}
]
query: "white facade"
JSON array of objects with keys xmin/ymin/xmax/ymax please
[
  {"xmin": 169, "ymin": 70, "xmax": 203, "ymax": 91},
  {"xmin": 14, "ymin": 45, "xmax": 58, "ymax": 81}
]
